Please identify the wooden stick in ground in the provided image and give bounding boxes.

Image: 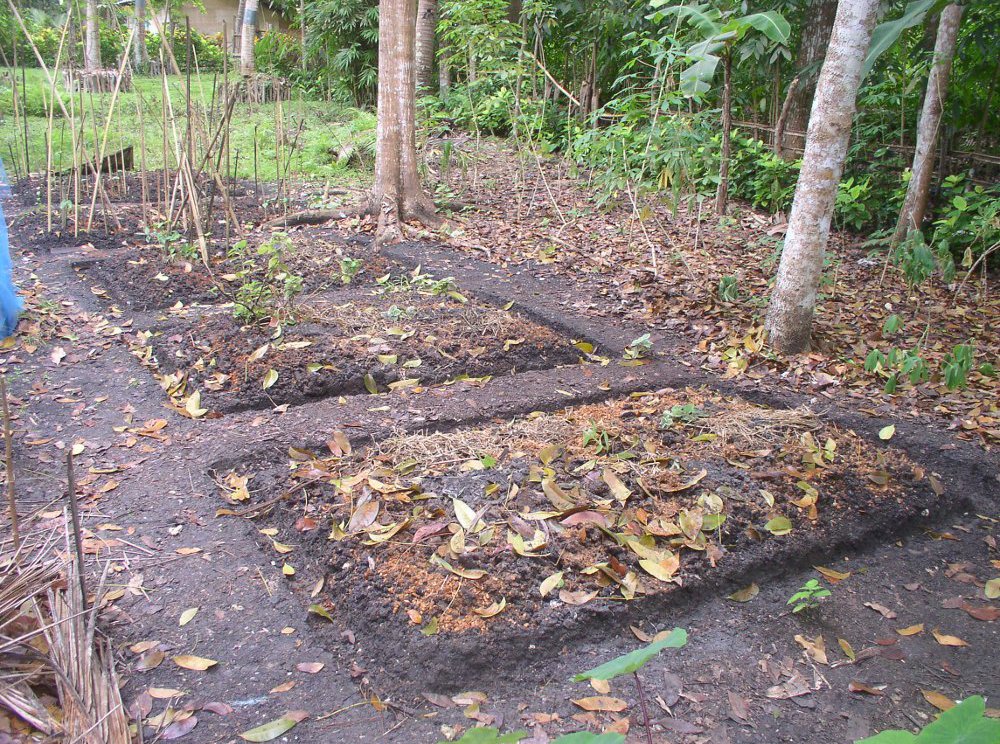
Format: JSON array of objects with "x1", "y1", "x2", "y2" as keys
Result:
[
  {"x1": 65, "y1": 450, "x2": 88, "y2": 611},
  {"x1": 1, "y1": 376, "x2": 19, "y2": 551}
]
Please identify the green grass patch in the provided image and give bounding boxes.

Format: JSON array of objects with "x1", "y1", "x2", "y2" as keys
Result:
[{"x1": 0, "y1": 68, "x2": 373, "y2": 184}]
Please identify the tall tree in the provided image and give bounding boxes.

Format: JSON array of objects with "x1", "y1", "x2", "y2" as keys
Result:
[
  {"x1": 891, "y1": 4, "x2": 964, "y2": 247},
  {"x1": 371, "y1": 0, "x2": 437, "y2": 245},
  {"x1": 84, "y1": 0, "x2": 102, "y2": 71},
  {"x1": 780, "y1": 0, "x2": 838, "y2": 157},
  {"x1": 240, "y1": 0, "x2": 258, "y2": 76},
  {"x1": 133, "y1": 0, "x2": 148, "y2": 72},
  {"x1": 415, "y1": 0, "x2": 438, "y2": 92},
  {"x1": 765, "y1": 0, "x2": 880, "y2": 354}
]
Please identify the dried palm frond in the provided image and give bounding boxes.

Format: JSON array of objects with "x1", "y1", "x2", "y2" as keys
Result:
[{"x1": 1, "y1": 518, "x2": 129, "y2": 743}]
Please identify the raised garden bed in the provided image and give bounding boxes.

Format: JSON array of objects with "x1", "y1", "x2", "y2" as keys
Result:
[
  {"x1": 218, "y1": 389, "x2": 950, "y2": 687},
  {"x1": 144, "y1": 280, "x2": 585, "y2": 413}
]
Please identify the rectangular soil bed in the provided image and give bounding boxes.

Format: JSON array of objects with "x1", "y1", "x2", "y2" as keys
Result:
[
  {"x1": 80, "y1": 229, "x2": 383, "y2": 312},
  {"x1": 217, "y1": 389, "x2": 951, "y2": 690},
  {"x1": 143, "y1": 279, "x2": 585, "y2": 413}
]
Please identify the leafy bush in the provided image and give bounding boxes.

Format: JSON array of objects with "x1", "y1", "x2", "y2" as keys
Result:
[
  {"x1": 146, "y1": 29, "x2": 225, "y2": 72},
  {"x1": 931, "y1": 174, "x2": 1000, "y2": 270},
  {"x1": 857, "y1": 695, "x2": 1000, "y2": 743}
]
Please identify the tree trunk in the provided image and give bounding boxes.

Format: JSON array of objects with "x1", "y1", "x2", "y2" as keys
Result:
[
  {"x1": 439, "y1": 50, "x2": 451, "y2": 95},
  {"x1": 371, "y1": 0, "x2": 438, "y2": 246},
  {"x1": 85, "y1": 0, "x2": 102, "y2": 72},
  {"x1": 300, "y1": 0, "x2": 306, "y2": 72},
  {"x1": 234, "y1": 0, "x2": 246, "y2": 55},
  {"x1": 415, "y1": 0, "x2": 438, "y2": 93},
  {"x1": 133, "y1": 0, "x2": 148, "y2": 72},
  {"x1": 715, "y1": 51, "x2": 732, "y2": 215},
  {"x1": 508, "y1": 0, "x2": 522, "y2": 26},
  {"x1": 765, "y1": 0, "x2": 880, "y2": 354},
  {"x1": 782, "y1": 0, "x2": 838, "y2": 157},
  {"x1": 891, "y1": 4, "x2": 963, "y2": 247},
  {"x1": 240, "y1": 0, "x2": 258, "y2": 76}
]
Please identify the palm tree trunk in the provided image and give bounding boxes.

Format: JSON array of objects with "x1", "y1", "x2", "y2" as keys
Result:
[
  {"x1": 415, "y1": 0, "x2": 438, "y2": 93},
  {"x1": 133, "y1": 0, "x2": 148, "y2": 72},
  {"x1": 765, "y1": 0, "x2": 881, "y2": 354},
  {"x1": 715, "y1": 50, "x2": 732, "y2": 214}
]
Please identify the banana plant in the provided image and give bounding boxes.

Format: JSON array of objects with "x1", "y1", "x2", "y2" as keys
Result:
[{"x1": 647, "y1": 2, "x2": 790, "y2": 213}]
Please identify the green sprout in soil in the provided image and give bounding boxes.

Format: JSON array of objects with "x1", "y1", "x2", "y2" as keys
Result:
[{"x1": 787, "y1": 579, "x2": 831, "y2": 614}]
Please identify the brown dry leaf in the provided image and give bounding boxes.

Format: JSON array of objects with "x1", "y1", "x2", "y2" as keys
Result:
[
  {"x1": 148, "y1": 687, "x2": 185, "y2": 699},
  {"x1": 296, "y1": 662, "x2": 324, "y2": 674},
  {"x1": 932, "y1": 629, "x2": 969, "y2": 647},
  {"x1": 864, "y1": 601, "x2": 897, "y2": 619},
  {"x1": 270, "y1": 681, "x2": 296, "y2": 694},
  {"x1": 590, "y1": 678, "x2": 612, "y2": 696},
  {"x1": 896, "y1": 624, "x2": 925, "y2": 636},
  {"x1": 848, "y1": 681, "x2": 885, "y2": 696},
  {"x1": 814, "y1": 565, "x2": 851, "y2": 583},
  {"x1": 135, "y1": 650, "x2": 165, "y2": 671},
  {"x1": 559, "y1": 589, "x2": 599, "y2": 606},
  {"x1": 922, "y1": 690, "x2": 956, "y2": 712},
  {"x1": 130, "y1": 640, "x2": 159, "y2": 654},
  {"x1": 961, "y1": 604, "x2": 999, "y2": 622},
  {"x1": 794, "y1": 634, "x2": 828, "y2": 665},
  {"x1": 727, "y1": 691, "x2": 751, "y2": 723},
  {"x1": 572, "y1": 696, "x2": 629, "y2": 713}
]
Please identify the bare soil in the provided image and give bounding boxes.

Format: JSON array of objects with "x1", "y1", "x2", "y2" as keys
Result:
[{"x1": 0, "y1": 174, "x2": 996, "y2": 744}]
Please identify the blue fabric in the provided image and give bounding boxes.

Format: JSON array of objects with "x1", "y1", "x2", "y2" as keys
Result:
[{"x1": 0, "y1": 157, "x2": 22, "y2": 338}]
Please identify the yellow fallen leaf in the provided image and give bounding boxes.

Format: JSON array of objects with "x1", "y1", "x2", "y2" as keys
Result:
[
  {"x1": 922, "y1": 690, "x2": 956, "y2": 711},
  {"x1": 896, "y1": 624, "x2": 924, "y2": 636},
  {"x1": 172, "y1": 655, "x2": 218, "y2": 671},
  {"x1": 148, "y1": 687, "x2": 185, "y2": 699},
  {"x1": 571, "y1": 696, "x2": 628, "y2": 713},
  {"x1": 932, "y1": 628, "x2": 968, "y2": 647},
  {"x1": 179, "y1": 607, "x2": 198, "y2": 627}
]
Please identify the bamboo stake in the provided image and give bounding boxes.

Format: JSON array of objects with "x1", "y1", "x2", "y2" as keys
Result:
[
  {"x1": 1, "y1": 377, "x2": 19, "y2": 551},
  {"x1": 66, "y1": 451, "x2": 87, "y2": 611}
]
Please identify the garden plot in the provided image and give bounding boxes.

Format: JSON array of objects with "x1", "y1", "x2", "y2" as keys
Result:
[
  {"x1": 225, "y1": 389, "x2": 945, "y2": 650},
  {"x1": 142, "y1": 279, "x2": 584, "y2": 414},
  {"x1": 83, "y1": 229, "x2": 382, "y2": 312}
]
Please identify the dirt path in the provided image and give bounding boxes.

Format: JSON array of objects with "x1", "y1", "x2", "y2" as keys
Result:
[{"x1": 1, "y1": 213, "x2": 997, "y2": 743}]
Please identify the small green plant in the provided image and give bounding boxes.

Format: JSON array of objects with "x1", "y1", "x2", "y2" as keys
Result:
[
  {"x1": 787, "y1": 579, "x2": 831, "y2": 614},
  {"x1": 624, "y1": 333, "x2": 653, "y2": 361},
  {"x1": 339, "y1": 257, "x2": 363, "y2": 284},
  {"x1": 230, "y1": 234, "x2": 304, "y2": 324},
  {"x1": 660, "y1": 404, "x2": 705, "y2": 428},
  {"x1": 857, "y1": 695, "x2": 1000, "y2": 743},
  {"x1": 717, "y1": 275, "x2": 739, "y2": 302},
  {"x1": 881, "y1": 314, "x2": 903, "y2": 337},
  {"x1": 145, "y1": 222, "x2": 194, "y2": 261},
  {"x1": 942, "y1": 343, "x2": 974, "y2": 390},
  {"x1": 582, "y1": 423, "x2": 613, "y2": 454},
  {"x1": 865, "y1": 346, "x2": 930, "y2": 394}
]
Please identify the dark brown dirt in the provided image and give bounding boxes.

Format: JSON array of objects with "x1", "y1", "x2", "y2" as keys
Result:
[{"x1": 1, "y1": 185, "x2": 997, "y2": 744}]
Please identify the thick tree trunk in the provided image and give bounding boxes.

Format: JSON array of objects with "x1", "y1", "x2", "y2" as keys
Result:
[
  {"x1": 85, "y1": 0, "x2": 102, "y2": 72},
  {"x1": 240, "y1": 0, "x2": 258, "y2": 76},
  {"x1": 133, "y1": 0, "x2": 148, "y2": 72},
  {"x1": 234, "y1": 0, "x2": 246, "y2": 55},
  {"x1": 891, "y1": 4, "x2": 963, "y2": 247},
  {"x1": 415, "y1": 0, "x2": 438, "y2": 93},
  {"x1": 372, "y1": 0, "x2": 437, "y2": 246},
  {"x1": 715, "y1": 51, "x2": 732, "y2": 215},
  {"x1": 765, "y1": 0, "x2": 880, "y2": 354},
  {"x1": 782, "y1": 0, "x2": 838, "y2": 157}
]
